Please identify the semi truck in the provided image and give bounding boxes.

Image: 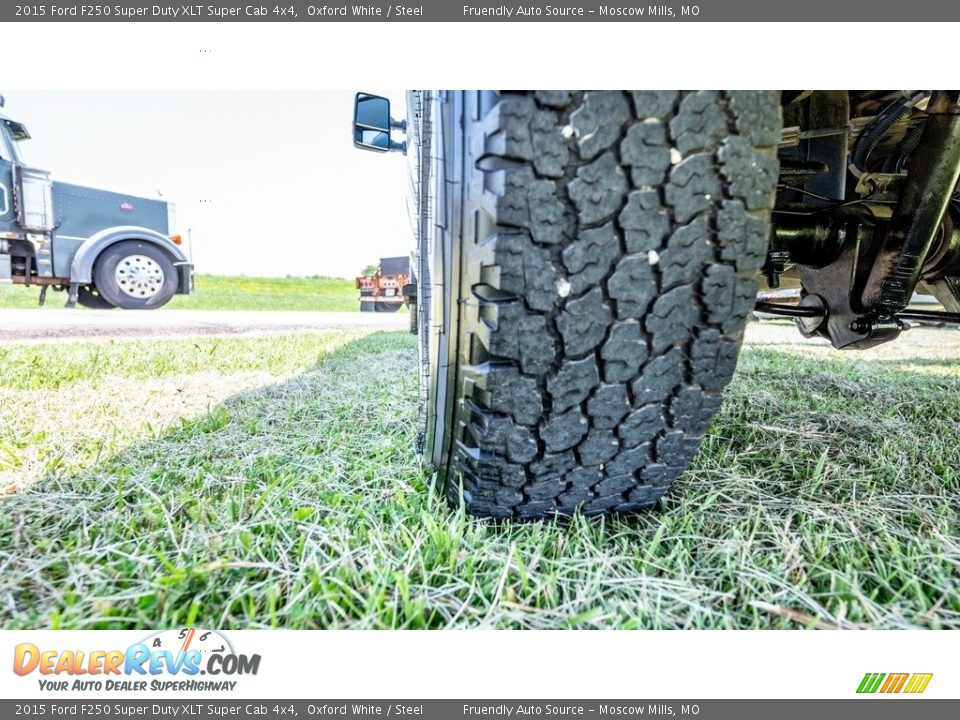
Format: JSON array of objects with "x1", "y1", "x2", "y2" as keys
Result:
[
  {"x1": 0, "y1": 97, "x2": 192, "y2": 309},
  {"x1": 356, "y1": 255, "x2": 417, "y2": 332},
  {"x1": 353, "y1": 90, "x2": 960, "y2": 521},
  {"x1": 355, "y1": 256, "x2": 412, "y2": 312}
]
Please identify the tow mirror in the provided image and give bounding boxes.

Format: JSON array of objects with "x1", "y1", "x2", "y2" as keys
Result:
[{"x1": 353, "y1": 93, "x2": 405, "y2": 154}]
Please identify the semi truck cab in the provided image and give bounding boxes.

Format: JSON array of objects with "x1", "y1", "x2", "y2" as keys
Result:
[{"x1": 0, "y1": 97, "x2": 192, "y2": 309}]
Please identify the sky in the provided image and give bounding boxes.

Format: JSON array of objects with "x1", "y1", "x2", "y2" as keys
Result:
[{"x1": 4, "y1": 91, "x2": 409, "y2": 279}]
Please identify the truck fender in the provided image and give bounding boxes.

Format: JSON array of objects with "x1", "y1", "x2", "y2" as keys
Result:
[{"x1": 69, "y1": 225, "x2": 190, "y2": 285}]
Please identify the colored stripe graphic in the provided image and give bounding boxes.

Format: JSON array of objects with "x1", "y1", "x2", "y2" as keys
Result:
[
  {"x1": 857, "y1": 672, "x2": 932, "y2": 694},
  {"x1": 857, "y1": 673, "x2": 885, "y2": 694},
  {"x1": 904, "y1": 673, "x2": 934, "y2": 694},
  {"x1": 880, "y1": 673, "x2": 909, "y2": 693}
]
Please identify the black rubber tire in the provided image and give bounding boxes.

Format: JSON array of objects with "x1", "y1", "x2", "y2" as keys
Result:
[
  {"x1": 441, "y1": 91, "x2": 781, "y2": 520},
  {"x1": 76, "y1": 285, "x2": 114, "y2": 309},
  {"x1": 92, "y1": 240, "x2": 179, "y2": 309},
  {"x1": 374, "y1": 301, "x2": 402, "y2": 313}
]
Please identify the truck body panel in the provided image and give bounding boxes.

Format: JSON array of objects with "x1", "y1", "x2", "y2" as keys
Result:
[{"x1": 51, "y1": 181, "x2": 170, "y2": 278}]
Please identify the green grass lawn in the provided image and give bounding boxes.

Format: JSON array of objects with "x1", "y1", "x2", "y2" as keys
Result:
[
  {"x1": 0, "y1": 274, "x2": 358, "y2": 312},
  {"x1": 1, "y1": 327, "x2": 958, "y2": 629}
]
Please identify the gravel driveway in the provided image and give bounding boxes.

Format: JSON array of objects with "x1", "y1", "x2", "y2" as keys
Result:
[{"x1": 0, "y1": 309, "x2": 408, "y2": 343}]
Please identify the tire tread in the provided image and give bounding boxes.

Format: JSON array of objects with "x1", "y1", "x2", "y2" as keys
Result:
[{"x1": 446, "y1": 90, "x2": 781, "y2": 519}]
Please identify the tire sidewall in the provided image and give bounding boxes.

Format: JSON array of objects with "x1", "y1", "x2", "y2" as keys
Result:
[
  {"x1": 419, "y1": 92, "x2": 461, "y2": 469},
  {"x1": 93, "y1": 240, "x2": 179, "y2": 309}
]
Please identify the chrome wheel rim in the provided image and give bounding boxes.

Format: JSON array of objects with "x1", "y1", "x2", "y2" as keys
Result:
[{"x1": 115, "y1": 254, "x2": 165, "y2": 299}]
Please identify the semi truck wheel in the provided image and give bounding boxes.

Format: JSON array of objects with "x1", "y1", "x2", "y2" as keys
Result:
[
  {"x1": 76, "y1": 285, "x2": 114, "y2": 309},
  {"x1": 92, "y1": 241, "x2": 179, "y2": 309},
  {"x1": 427, "y1": 91, "x2": 781, "y2": 519}
]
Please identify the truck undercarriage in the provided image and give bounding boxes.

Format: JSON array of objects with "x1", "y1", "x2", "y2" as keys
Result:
[{"x1": 767, "y1": 90, "x2": 960, "y2": 349}]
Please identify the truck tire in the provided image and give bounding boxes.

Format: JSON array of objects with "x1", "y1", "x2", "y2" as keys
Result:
[
  {"x1": 434, "y1": 91, "x2": 780, "y2": 520},
  {"x1": 92, "y1": 241, "x2": 179, "y2": 310},
  {"x1": 76, "y1": 285, "x2": 114, "y2": 309}
]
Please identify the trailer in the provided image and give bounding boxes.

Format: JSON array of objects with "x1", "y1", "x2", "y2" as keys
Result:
[
  {"x1": 0, "y1": 96, "x2": 191, "y2": 309},
  {"x1": 355, "y1": 256, "x2": 416, "y2": 329}
]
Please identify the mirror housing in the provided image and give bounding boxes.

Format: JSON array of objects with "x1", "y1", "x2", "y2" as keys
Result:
[{"x1": 353, "y1": 92, "x2": 405, "y2": 154}]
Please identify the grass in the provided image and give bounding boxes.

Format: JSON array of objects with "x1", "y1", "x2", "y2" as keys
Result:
[
  {"x1": 0, "y1": 325, "x2": 959, "y2": 629},
  {"x1": 0, "y1": 274, "x2": 358, "y2": 312}
]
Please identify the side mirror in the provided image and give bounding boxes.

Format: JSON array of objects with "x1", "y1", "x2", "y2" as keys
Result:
[{"x1": 353, "y1": 93, "x2": 405, "y2": 153}]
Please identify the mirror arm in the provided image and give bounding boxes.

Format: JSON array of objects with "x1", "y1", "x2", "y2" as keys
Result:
[{"x1": 389, "y1": 115, "x2": 407, "y2": 153}]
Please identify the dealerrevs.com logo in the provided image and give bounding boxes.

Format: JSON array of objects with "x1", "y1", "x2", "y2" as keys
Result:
[
  {"x1": 857, "y1": 673, "x2": 933, "y2": 694},
  {"x1": 13, "y1": 628, "x2": 261, "y2": 693}
]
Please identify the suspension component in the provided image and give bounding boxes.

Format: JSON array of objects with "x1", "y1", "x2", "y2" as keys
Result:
[
  {"x1": 773, "y1": 91, "x2": 960, "y2": 349},
  {"x1": 771, "y1": 212, "x2": 850, "y2": 268},
  {"x1": 763, "y1": 250, "x2": 790, "y2": 288},
  {"x1": 756, "y1": 300, "x2": 960, "y2": 327},
  {"x1": 861, "y1": 91, "x2": 960, "y2": 316}
]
